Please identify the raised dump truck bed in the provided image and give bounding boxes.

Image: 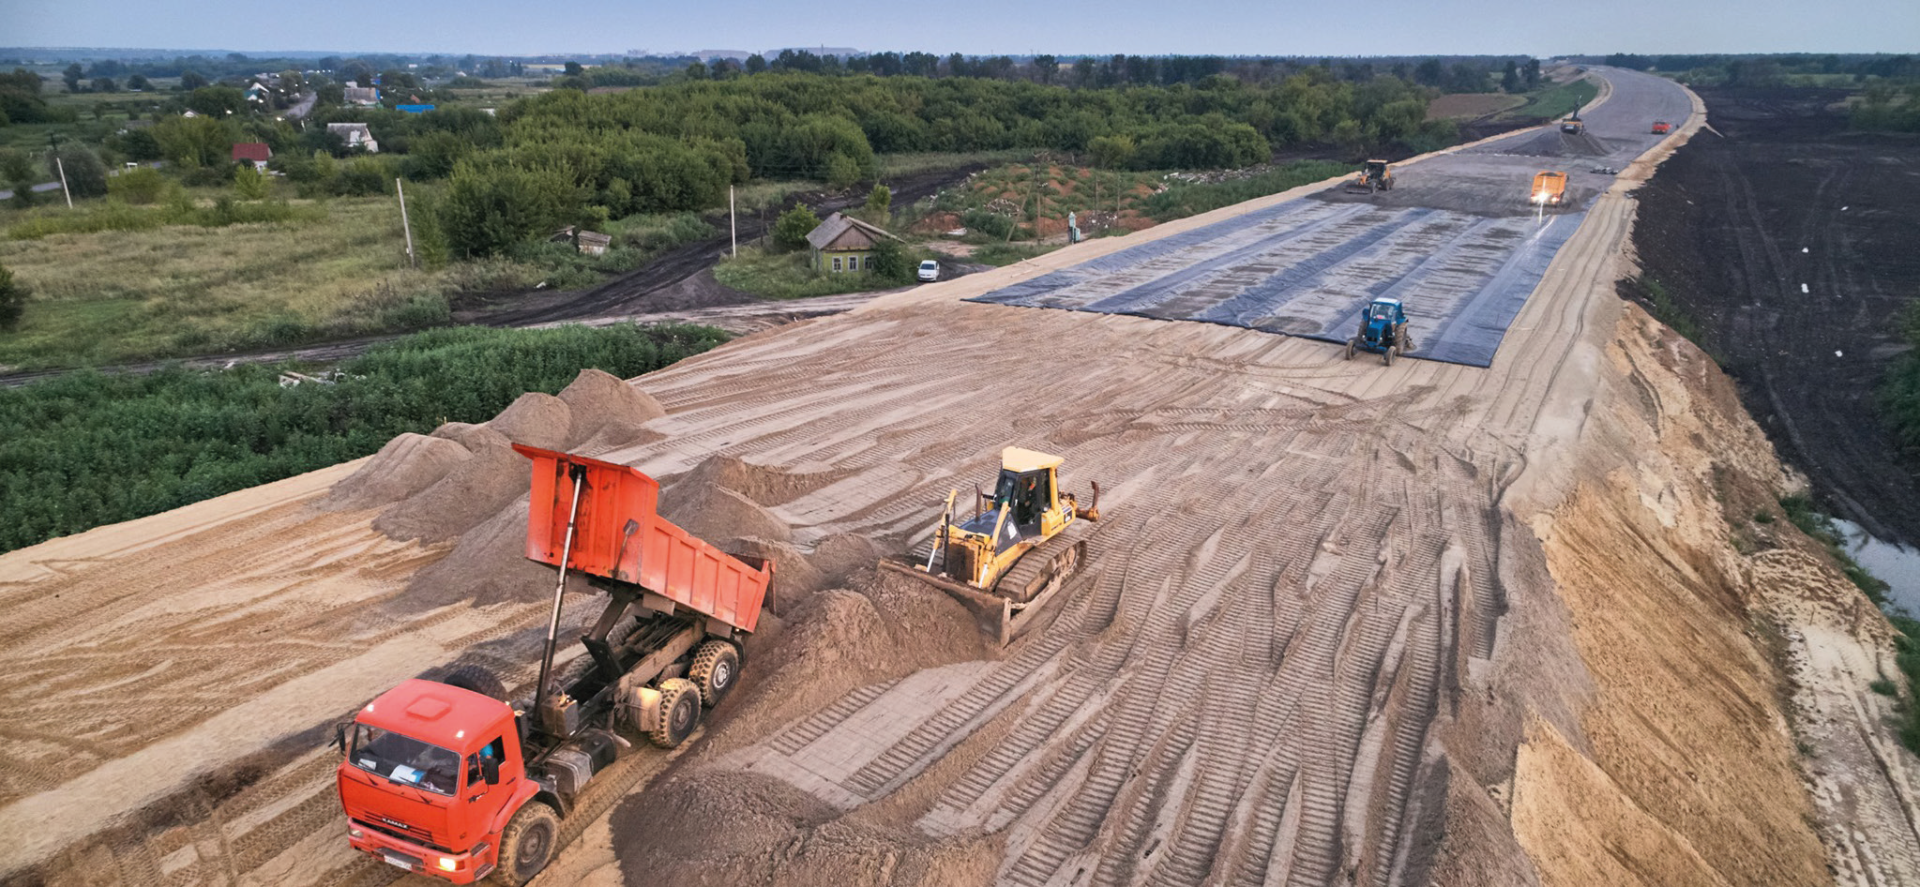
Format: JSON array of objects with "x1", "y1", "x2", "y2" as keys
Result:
[{"x1": 517, "y1": 444, "x2": 769, "y2": 633}]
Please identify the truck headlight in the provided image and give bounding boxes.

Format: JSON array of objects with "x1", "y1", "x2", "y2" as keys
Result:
[
  {"x1": 348, "y1": 826, "x2": 364, "y2": 839},
  {"x1": 438, "y1": 856, "x2": 458, "y2": 872}
]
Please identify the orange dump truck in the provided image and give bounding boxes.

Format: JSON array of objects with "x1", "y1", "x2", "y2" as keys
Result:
[
  {"x1": 1530, "y1": 170, "x2": 1569, "y2": 207},
  {"x1": 335, "y1": 446, "x2": 771, "y2": 885}
]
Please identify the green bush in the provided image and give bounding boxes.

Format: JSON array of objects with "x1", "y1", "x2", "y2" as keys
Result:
[
  {"x1": 108, "y1": 166, "x2": 169, "y2": 203},
  {"x1": 773, "y1": 205, "x2": 821, "y2": 250},
  {"x1": 0, "y1": 323, "x2": 729, "y2": 553},
  {"x1": 48, "y1": 146, "x2": 109, "y2": 198},
  {"x1": 867, "y1": 238, "x2": 916, "y2": 285},
  {"x1": 0, "y1": 261, "x2": 27, "y2": 332},
  {"x1": 233, "y1": 163, "x2": 270, "y2": 200},
  {"x1": 437, "y1": 158, "x2": 581, "y2": 258}
]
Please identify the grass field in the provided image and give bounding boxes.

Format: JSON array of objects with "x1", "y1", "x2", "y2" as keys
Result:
[
  {"x1": 712, "y1": 245, "x2": 905, "y2": 300},
  {"x1": 0, "y1": 196, "x2": 450, "y2": 370},
  {"x1": 1501, "y1": 78, "x2": 1601, "y2": 122}
]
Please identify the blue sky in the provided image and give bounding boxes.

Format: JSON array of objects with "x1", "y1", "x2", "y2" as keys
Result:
[{"x1": 7, "y1": 0, "x2": 1917, "y2": 57}]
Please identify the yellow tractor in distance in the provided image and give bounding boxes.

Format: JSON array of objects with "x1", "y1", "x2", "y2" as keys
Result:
[
  {"x1": 1346, "y1": 159, "x2": 1396, "y2": 194},
  {"x1": 882, "y1": 447, "x2": 1102, "y2": 645}
]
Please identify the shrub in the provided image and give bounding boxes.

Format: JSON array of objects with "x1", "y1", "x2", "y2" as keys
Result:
[
  {"x1": 868, "y1": 238, "x2": 915, "y2": 285},
  {"x1": 773, "y1": 205, "x2": 821, "y2": 250},
  {"x1": 48, "y1": 146, "x2": 109, "y2": 198},
  {"x1": 108, "y1": 166, "x2": 168, "y2": 203},
  {"x1": 233, "y1": 163, "x2": 270, "y2": 200},
  {"x1": 961, "y1": 208, "x2": 1015, "y2": 240},
  {"x1": 0, "y1": 262, "x2": 27, "y2": 332},
  {"x1": 437, "y1": 159, "x2": 581, "y2": 258}
]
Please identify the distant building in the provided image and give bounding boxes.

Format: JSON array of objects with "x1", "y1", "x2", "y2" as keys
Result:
[
  {"x1": 326, "y1": 123, "x2": 379, "y2": 153},
  {"x1": 395, "y1": 104, "x2": 435, "y2": 114},
  {"x1": 342, "y1": 81, "x2": 380, "y2": 106},
  {"x1": 805, "y1": 212, "x2": 901, "y2": 273},
  {"x1": 231, "y1": 142, "x2": 272, "y2": 171},
  {"x1": 551, "y1": 226, "x2": 613, "y2": 256}
]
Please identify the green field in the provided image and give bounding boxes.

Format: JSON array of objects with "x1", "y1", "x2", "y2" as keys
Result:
[{"x1": 1501, "y1": 78, "x2": 1602, "y2": 122}]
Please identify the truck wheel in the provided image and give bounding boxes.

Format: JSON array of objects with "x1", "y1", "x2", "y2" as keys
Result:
[
  {"x1": 495, "y1": 801, "x2": 559, "y2": 887},
  {"x1": 688, "y1": 641, "x2": 741, "y2": 708},
  {"x1": 441, "y1": 665, "x2": 507, "y2": 702},
  {"x1": 649, "y1": 678, "x2": 701, "y2": 749}
]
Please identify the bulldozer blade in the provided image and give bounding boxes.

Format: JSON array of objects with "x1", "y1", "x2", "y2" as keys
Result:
[{"x1": 878, "y1": 559, "x2": 1015, "y2": 646}]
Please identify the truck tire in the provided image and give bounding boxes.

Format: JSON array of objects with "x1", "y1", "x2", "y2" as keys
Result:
[
  {"x1": 440, "y1": 664, "x2": 507, "y2": 702},
  {"x1": 688, "y1": 641, "x2": 741, "y2": 708},
  {"x1": 649, "y1": 678, "x2": 701, "y2": 748},
  {"x1": 495, "y1": 801, "x2": 559, "y2": 887}
]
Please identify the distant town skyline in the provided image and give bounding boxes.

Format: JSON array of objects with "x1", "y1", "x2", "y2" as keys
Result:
[{"x1": 8, "y1": 0, "x2": 1917, "y2": 58}]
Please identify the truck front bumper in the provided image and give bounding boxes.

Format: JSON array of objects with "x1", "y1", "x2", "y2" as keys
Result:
[{"x1": 346, "y1": 819, "x2": 492, "y2": 884}]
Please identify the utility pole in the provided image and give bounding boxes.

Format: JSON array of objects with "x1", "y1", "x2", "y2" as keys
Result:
[
  {"x1": 729, "y1": 184, "x2": 737, "y2": 258},
  {"x1": 395, "y1": 178, "x2": 416, "y2": 267},
  {"x1": 56, "y1": 157, "x2": 72, "y2": 209}
]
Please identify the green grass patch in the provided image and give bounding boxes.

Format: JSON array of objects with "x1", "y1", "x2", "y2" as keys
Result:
[
  {"x1": 1889, "y1": 614, "x2": 1920, "y2": 754},
  {"x1": 878, "y1": 150, "x2": 1035, "y2": 179},
  {"x1": 1501, "y1": 78, "x2": 1601, "y2": 122},
  {"x1": 1143, "y1": 161, "x2": 1354, "y2": 221},
  {"x1": 0, "y1": 323, "x2": 728, "y2": 554},
  {"x1": 970, "y1": 242, "x2": 1057, "y2": 266},
  {"x1": 712, "y1": 245, "x2": 903, "y2": 300},
  {"x1": 6, "y1": 198, "x2": 320, "y2": 240},
  {"x1": 0, "y1": 197, "x2": 459, "y2": 370}
]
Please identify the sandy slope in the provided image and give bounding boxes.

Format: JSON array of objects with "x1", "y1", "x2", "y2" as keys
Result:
[{"x1": 4, "y1": 68, "x2": 1915, "y2": 887}]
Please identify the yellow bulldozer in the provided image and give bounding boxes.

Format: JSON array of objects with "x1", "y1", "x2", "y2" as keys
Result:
[{"x1": 881, "y1": 447, "x2": 1102, "y2": 645}]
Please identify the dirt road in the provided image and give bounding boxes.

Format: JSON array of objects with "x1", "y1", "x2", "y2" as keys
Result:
[{"x1": 4, "y1": 69, "x2": 1913, "y2": 887}]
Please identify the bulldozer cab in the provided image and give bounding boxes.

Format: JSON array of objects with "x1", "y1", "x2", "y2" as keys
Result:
[{"x1": 1363, "y1": 160, "x2": 1389, "y2": 178}]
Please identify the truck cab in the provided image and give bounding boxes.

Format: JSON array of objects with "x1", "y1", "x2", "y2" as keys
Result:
[{"x1": 338, "y1": 680, "x2": 537, "y2": 884}]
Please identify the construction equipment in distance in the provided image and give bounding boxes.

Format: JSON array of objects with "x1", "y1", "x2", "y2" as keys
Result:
[
  {"x1": 1561, "y1": 108, "x2": 1585, "y2": 134},
  {"x1": 1651, "y1": 120, "x2": 1672, "y2": 134},
  {"x1": 1345, "y1": 297, "x2": 1415, "y2": 366},
  {"x1": 882, "y1": 447, "x2": 1102, "y2": 645},
  {"x1": 335, "y1": 445, "x2": 772, "y2": 886},
  {"x1": 1345, "y1": 159, "x2": 1396, "y2": 194},
  {"x1": 1530, "y1": 170, "x2": 1569, "y2": 208}
]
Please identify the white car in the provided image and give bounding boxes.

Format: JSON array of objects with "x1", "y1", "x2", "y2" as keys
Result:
[{"x1": 917, "y1": 260, "x2": 940, "y2": 282}]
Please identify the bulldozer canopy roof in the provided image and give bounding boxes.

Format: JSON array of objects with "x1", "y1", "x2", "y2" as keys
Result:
[{"x1": 1001, "y1": 447, "x2": 1064, "y2": 473}]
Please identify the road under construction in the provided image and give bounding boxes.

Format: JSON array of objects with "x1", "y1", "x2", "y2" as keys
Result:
[{"x1": 2, "y1": 67, "x2": 1916, "y2": 887}]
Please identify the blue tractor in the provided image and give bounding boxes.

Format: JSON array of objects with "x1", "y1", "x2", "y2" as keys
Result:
[{"x1": 1345, "y1": 297, "x2": 1415, "y2": 366}]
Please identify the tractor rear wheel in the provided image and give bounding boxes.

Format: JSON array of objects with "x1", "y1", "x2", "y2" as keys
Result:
[
  {"x1": 649, "y1": 678, "x2": 702, "y2": 748},
  {"x1": 688, "y1": 641, "x2": 741, "y2": 708},
  {"x1": 440, "y1": 664, "x2": 507, "y2": 702},
  {"x1": 496, "y1": 801, "x2": 559, "y2": 886}
]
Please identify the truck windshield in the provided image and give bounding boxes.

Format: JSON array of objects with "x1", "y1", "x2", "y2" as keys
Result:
[{"x1": 349, "y1": 724, "x2": 460, "y2": 796}]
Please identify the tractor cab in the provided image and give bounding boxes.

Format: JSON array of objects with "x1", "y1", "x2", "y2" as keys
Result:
[{"x1": 1346, "y1": 297, "x2": 1415, "y2": 365}]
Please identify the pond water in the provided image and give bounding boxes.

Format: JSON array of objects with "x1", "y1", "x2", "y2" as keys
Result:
[{"x1": 1834, "y1": 518, "x2": 1920, "y2": 617}]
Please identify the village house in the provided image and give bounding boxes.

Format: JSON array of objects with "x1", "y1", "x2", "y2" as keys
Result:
[
  {"x1": 550, "y1": 226, "x2": 613, "y2": 256},
  {"x1": 326, "y1": 123, "x2": 379, "y2": 153},
  {"x1": 805, "y1": 212, "x2": 902, "y2": 273},
  {"x1": 342, "y1": 81, "x2": 381, "y2": 106},
  {"x1": 230, "y1": 142, "x2": 272, "y2": 171}
]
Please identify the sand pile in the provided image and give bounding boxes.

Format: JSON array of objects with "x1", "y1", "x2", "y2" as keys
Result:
[
  {"x1": 658, "y1": 482, "x2": 793, "y2": 546},
  {"x1": 374, "y1": 425, "x2": 530, "y2": 543},
  {"x1": 486, "y1": 392, "x2": 573, "y2": 451},
  {"x1": 606, "y1": 770, "x2": 1000, "y2": 887},
  {"x1": 320, "y1": 433, "x2": 473, "y2": 511},
  {"x1": 558, "y1": 367, "x2": 666, "y2": 452},
  {"x1": 665, "y1": 453, "x2": 852, "y2": 508}
]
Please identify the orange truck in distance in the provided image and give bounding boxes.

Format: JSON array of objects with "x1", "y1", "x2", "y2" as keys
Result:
[
  {"x1": 335, "y1": 446, "x2": 771, "y2": 885},
  {"x1": 1530, "y1": 171, "x2": 1569, "y2": 207},
  {"x1": 1651, "y1": 120, "x2": 1672, "y2": 134}
]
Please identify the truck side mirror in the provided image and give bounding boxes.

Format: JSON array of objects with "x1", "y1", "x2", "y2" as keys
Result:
[
  {"x1": 331, "y1": 723, "x2": 347, "y2": 755},
  {"x1": 481, "y1": 757, "x2": 500, "y2": 785}
]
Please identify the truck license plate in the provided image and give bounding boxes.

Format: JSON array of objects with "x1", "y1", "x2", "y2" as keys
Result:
[{"x1": 382, "y1": 850, "x2": 419, "y2": 870}]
